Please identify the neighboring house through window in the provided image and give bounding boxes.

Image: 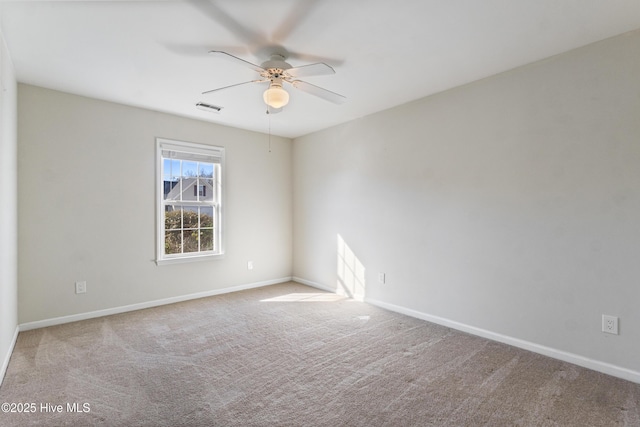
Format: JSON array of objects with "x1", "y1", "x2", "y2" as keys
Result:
[{"x1": 156, "y1": 138, "x2": 224, "y2": 264}]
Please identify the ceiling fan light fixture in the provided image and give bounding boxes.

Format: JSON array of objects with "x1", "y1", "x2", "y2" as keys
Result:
[{"x1": 263, "y1": 84, "x2": 289, "y2": 109}]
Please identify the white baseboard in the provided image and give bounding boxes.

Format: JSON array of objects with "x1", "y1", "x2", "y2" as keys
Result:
[
  {"x1": 1, "y1": 325, "x2": 19, "y2": 387},
  {"x1": 292, "y1": 276, "x2": 336, "y2": 293},
  {"x1": 19, "y1": 277, "x2": 293, "y2": 332},
  {"x1": 365, "y1": 297, "x2": 640, "y2": 385}
]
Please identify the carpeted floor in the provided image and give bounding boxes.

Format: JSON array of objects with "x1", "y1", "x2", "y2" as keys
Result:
[{"x1": 1, "y1": 281, "x2": 639, "y2": 426}]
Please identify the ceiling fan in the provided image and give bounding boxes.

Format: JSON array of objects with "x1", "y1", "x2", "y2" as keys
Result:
[{"x1": 202, "y1": 50, "x2": 346, "y2": 114}]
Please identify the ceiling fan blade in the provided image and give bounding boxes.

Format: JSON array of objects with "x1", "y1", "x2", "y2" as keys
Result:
[
  {"x1": 286, "y1": 62, "x2": 335, "y2": 78},
  {"x1": 285, "y1": 50, "x2": 345, "y2": 66},
  {"x1": 202, "y1": 80, "x2": 266, "y2": 95},
  {"x1": 290, "y1": 80, "x2": 346, "y2": 104},
  {"x1": 163, "y1": 43, "x2": 248, "y2": 58},
  {"x1": 209, "y1": 51, "x2": 265, "y2": 73},
  {"x1": 271, "y1": 0, "x2": 321, "y2": 43},
  {"x1": 188, "y1": 0, "x2": 264, "y2": 48}
]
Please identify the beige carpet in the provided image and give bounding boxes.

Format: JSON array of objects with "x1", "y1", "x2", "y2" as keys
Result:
[{"x1": 1, "y1": 281, "x2": 638, "y2": 426}]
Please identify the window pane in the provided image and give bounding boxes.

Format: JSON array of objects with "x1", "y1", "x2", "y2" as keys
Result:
[
  {"x1": 183, "y1": 229, "x2": 199, "y2": 253},
  {"x1": 162, "y1": 159, "x2": 172, "y2": 181},
  {"x1": 164, "y1": 159, "x2": 180, "y2": 180},
  {"x1": 200, "y1": 206, "x2": 214, "y2": 227},
  {"x1": 165, "y1": 230, "x2": 182, "y2": 254},
  {"x1": 182, "y1": 206, "x2": 199, "y2": 229},
  {"x1": 203, "y1": 178, "x2": 214, "y2": 202},
  {"x1": 200, "y1": 229, "x2": 214, "y2": 251},
  {"x1": 199, "y1": 163, "x2": 214, "y2": 178},
  {"x1": 164, "y1": 180, "x2": 179, "y2": 200},
  {"x1": 181, "y1": 178, "x2": 197, "y2": 201},
  {"x1": 164, "y1": 159, "x2": 178, "y2": 178},
  {"x1": 182, "y1": 161, "x2": 198, "y2": 178},
  {"x1": 163, "y1": 159, "x2": 181, "y2": 200},
  {"x1": 164, "y1": 207, "x2": 181, "y2": 229}
]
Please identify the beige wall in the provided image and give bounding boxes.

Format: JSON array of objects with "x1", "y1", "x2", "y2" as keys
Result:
[
  {"x1": 18, "y1": 85, "x2": 292, "y2": 323},
  {"x1": 0, "y1": 22, "x2": 18, "y2": 382},
  {"x1": 293, "y1": 31, "x2": 640, "y2": 376}
]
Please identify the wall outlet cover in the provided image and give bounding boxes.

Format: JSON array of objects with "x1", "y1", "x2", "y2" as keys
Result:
[
  {"x1": 602, "y1": 315, "x2": 619, "y2": 335},
  {"x1": 75, "y1": 281, "x2": 87, "y2": 294}
]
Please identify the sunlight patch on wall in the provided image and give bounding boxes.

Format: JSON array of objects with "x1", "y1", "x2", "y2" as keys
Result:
[{"x1": 337, "y1": 234, "x2": 366, "y2": 301}]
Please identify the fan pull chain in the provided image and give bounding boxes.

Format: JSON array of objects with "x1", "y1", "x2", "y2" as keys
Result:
[{"x1": 268, "y1": 111, "x2": 272, "y2": 153}]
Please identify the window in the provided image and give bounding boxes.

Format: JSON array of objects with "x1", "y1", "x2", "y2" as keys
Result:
[{"x1": 156, "y1": 138, "x2": 224, "y2": 264}]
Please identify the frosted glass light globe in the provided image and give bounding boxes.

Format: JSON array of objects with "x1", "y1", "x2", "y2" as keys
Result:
[{"x1": 263, "y1": 86, "x2": 289, "y2": 108}]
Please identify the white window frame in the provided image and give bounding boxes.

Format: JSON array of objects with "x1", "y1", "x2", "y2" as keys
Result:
[{"x1": 156, "y1": 138, "x2": 225, "y2": 265}]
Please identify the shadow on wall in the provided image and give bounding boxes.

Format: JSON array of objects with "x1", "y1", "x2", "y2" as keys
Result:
[{"x1": 337, "y1": 234, "x2": 366, "y2": 301}]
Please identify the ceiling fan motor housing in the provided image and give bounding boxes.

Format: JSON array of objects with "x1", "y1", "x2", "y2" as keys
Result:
[
  {"x1": 260, "y1": 54, "x2": 292, "y2": 80},
  {"x1": 260, "y1": 54, "x2": 291, "y2": 70}
]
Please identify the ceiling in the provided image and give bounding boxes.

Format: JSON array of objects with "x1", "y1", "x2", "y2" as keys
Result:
[{"x1": 2, "y1": 1, "x2": 640, "y2": 139}]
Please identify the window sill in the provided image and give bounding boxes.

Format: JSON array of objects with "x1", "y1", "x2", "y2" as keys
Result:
[{"x1": 155, "y1": 253, "x2": 225, "y2": 266}]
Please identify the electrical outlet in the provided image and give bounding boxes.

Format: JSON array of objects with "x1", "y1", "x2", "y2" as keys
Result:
[
  {"x1": 75, "y1": 281, "x2": 87, "y2": 294},
  {"x1": 247, "y1": 261, "x2": 254, "y2": 270},
  {"x1": 378, "y1": 272, "x2": 386, "y2": 284},
  {"x1": 602, "y1": 315, "x2": 619, "y2": 335}
]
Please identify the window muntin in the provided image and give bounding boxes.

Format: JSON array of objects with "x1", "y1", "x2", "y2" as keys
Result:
[{"x1": 156, "y1": 138, "x2": 224, "y2": 263}]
